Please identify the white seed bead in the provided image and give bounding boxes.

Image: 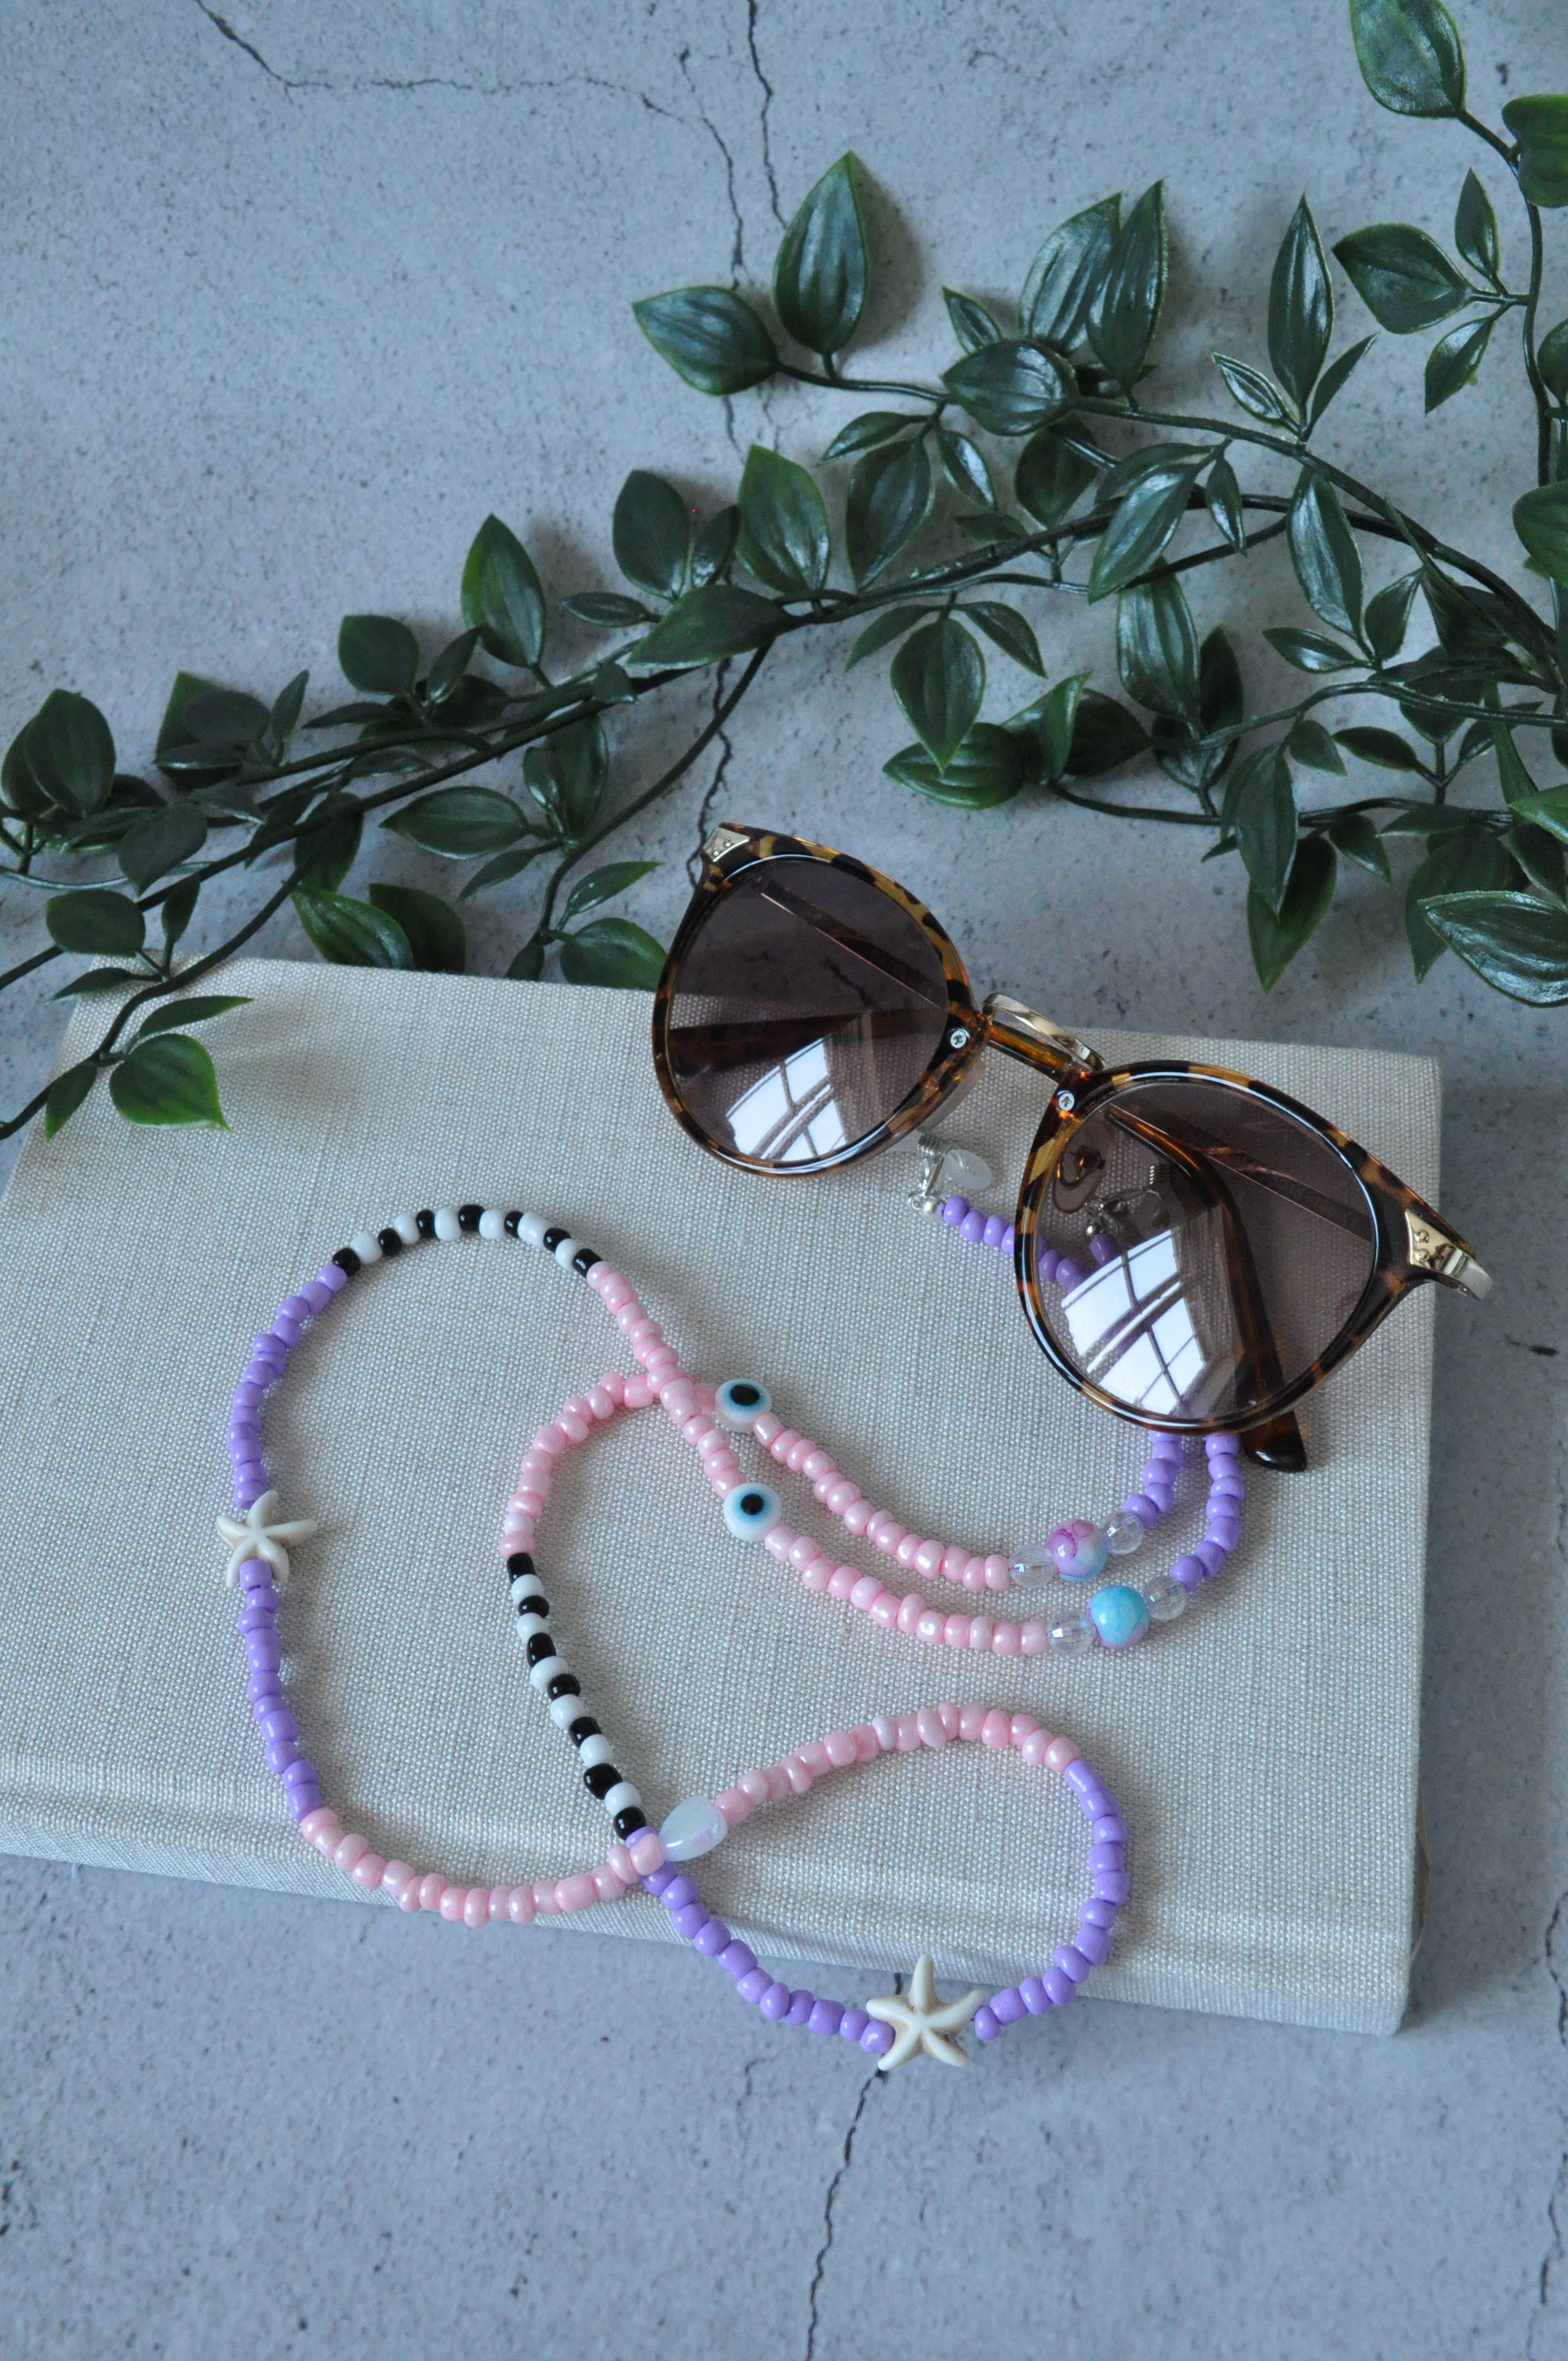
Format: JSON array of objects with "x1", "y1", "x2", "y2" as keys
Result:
[
  {"x1": 432, "y1": 1207, "x2": 461, "y2": 1243},
  {"x1": 509, "y1": 1575, "x2": 545, "y2": 1607},
  {"x1": 391, "y1": 1213, "x2": 421, "y2": 1246},
  {"x1": 547, "y1": 1691, "x2": 588, "y2": 1729},
  {"x1": 553, "y1": 1234, "x2": 581, "y2": 1268},
  {"x1": 517, "y1": 1213, "x2": 549, "y2": 1248},
  {"x1": 578, "y1": 1732, "x2": 616, "y2": 1771},
  {"x1": 513, "y1": 1612, "x2": 549, "y2": 1643},
  {"x1": 348, "y1": 1230, "x2": 383, "y2": 1266},
  {"x1": 478, "y1": 1208, "x2": 506, "y2": 1241},
  {"x1": 528, "y1": 1654, "x2": 568, "y2": 1691},
  {"x1": 602, "y1": 1780, "x2": 641, "y2": 1818}
]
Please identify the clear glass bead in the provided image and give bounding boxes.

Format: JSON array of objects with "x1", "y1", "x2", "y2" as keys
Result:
[
  {"x1": 1142, "y1": 1572, "x2": 1188, "y2": 1622},
  {"x1": 938, "y1": 1146, "x2": 994, "y2": 1194},
  {"x1": 1103, "y1": 1510, "x2": 1145, "y2": 1557},
  {"x1": 1046, "y1": 1610, "x2": 1093, "y2": 1657},
  {"x1": 1009, "y1": 1543, "x2": 1052, "y2": 1586}
]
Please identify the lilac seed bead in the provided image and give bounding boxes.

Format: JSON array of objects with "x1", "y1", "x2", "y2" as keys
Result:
[
  {"x1": 235, "y1": 1483, "x2": 268, "y2": 1511},
  {"x1": 260, "y1": 1709, "x2": 299, "y2": 1744},
  {"x1": 1093, "y1": 1870, "x2": 1131, "y2": 1903},
  {"x1": 981, "y1": 1214, "x2": 1007, "y2": 1251},
  {"x1": 1088, "y1": 1842, "x2": 1125, "y2": 1874},
  {"x1": 234, "y1": 1606, "x2": 275, "y2": 1637},
  {"x1": 1054, "y1": 1944, "x2": 1092, "y2": 1985},
  {"x1": 670, "y1": 1903, "x2": 708, "y2": 1941},
  {"x1": 1062, "y1": 1761, "x2": 1103, "y2": 1803},
  {"x1": 1043, "y1": 1967, "x2": 1076, "y2": 2006},
  {"x1": 247, "y1": 1635, "x2": 281, "y2": 1674},
  {"x1": 972, "y1": 2005, "x2": 1000, "y2": 2041},
  {"x1": 286, "y1": 1785, "x2": 320, "y2": 1821},
  {"x1": 1019, "y1": 1976, "x2": 1050, "y2": 2015},
  {"x1": 1206, "y1": 1430, "x2": 1242, "y2": 1457},
  {"x1": 1081, "y1": 1896, "x2": 1120, "y2": 1930},
  {"x1": 1089, "y1": 1233, "x2": 1116, "y2": 1267},
  {"x1": 313, "y1": 1263, "x2": 348, "y2": 1296},
  {"x1": 250, "y1": 1691, "x2": 283, "y2": 1723},
  {"x1": 991, "y1": 1986, "x2": 1026, "y2": 2026},
  {"x1": 245, "y1": 1665, "x2": 281, "y2": 1699},
  {"x1": 282, "y1": 1757, "x2": 317, "y2": 1789},
  {"x1": 808, "y1": 1999, "x2": 844, "y2": 2037},
  {"x1": 736, "y1": 1968, "x2": 772, "y2": 2005},
  {"x1": 1093, "y1": 1813, "x2": 1128, "y2": 1844},
  {"x1": 860, "y1": 2020, "x2": 894, "y2": 2056},
  {"x1": 1170, "y1": 1554, "x2": 1207, "y2": 1592},
  {"x1": 232, "y1": 1382, "x2": 263, "y2": 1409},
  {"x1": 1054, "y1": 1255, "x2": 1087, "y2": 1290},
  {"x1": 1001, "y1": 1224, "x2": 1015, "y2": 1253},
  {"x1": 959, "y1": 1210, "x2": 986, "y2": 1245},
  {"x1": 280, "y1": 1294, "x2": 313, "y2": 1326},
  {"x1": 1149, "y1": 1432, "x2": 1183, "y2": 1460},
  {"x1": 786, "y1": 1990, "x2": 814, "y2": 2027},
  {"x1": 643, "y1": 1864, "x2": 678, "y2": 1898},
  {"x1": 940, "y1": 1194, "x2": 971, "y2": 1226},
  {"x1": 239, "y1": 1560, "x2": 276, "y2": 1589},
  {"x1": 271, "y1": 1313, "x2": 302, "y2": 1348},
  {"x1": 1193, "y1": 1540, "x2": 1227, "y2": 1577},
  {"x1": 662, "y1": 1874, "x2": 699, "y2": 1913},
  {"x1": 300, "y1": 1280, "x2": 334, "y2": 1317},
  {"x1": 839, "y1": 2007, "x2": 869, "y2": 2044},
  {"x1": 1121, "y1": 1493, "x2": 1160, "y2": 1527},
  {"x1": 263, "y1": 1740, "x2": 299, "y2": 1774},
  {"x1": 718, "y1": 1941, "x2": 756, "y2": 1979},
  {"x1": 1073, "y1": 1921, "x2": 1112, "y2": 1965},
  {"x1": 692, "y1": 1919, "x2": 731, "y2": 1958},
  {"x1": 1209, "y1": 1471, "x2": 1246, "y2": 1500},
  {"x1": 757, "y1": 1981, "x2": 790, "y2": 2022}
]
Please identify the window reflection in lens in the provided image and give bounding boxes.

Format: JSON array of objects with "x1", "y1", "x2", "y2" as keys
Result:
[{"x1": 663, "y1": 860, "x2": 951, "y2": 1168}]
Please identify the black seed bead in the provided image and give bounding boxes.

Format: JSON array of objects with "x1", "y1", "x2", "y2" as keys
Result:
[
  {"x1": 541, "y1": 1226, "x2": 568, "y2": 1254},
  {"x1": 505, "y1": 1551, "x2": 536, "y2": 1579},
  {"x1": 567, "y1": 1716, "x2": 600, "y2": 1745},
  {"x1": 504, "y1": 1211, "x2": 525, "y2": 1238},
  {"x1": 376, "y1": 1226, "x2": 403, "y2": 1257},
  {"x1": 571, "y1": 1247, "x2": 600, "y2": 1276},
  {"x1": 458, "y1": 1204, "x2": 483, "y2": 1233},
  {"x1": 524, "y1": 1631, "x2": 557, "y2": 1667},
  {"x1": 612, "y1": 1806, "x2": 647, "y2": 1840},
  {"x1": 583, "y1": 1761, "x2": 621, "y2": 1800},
  {"x1": 415, "y1": 1209, "x2": 438, "y2": 1240},
  {"x1": 545, "y1": 1672, "x2": 581, "y2": 1702},
  {"x1": 513, "y1": 1592, "x2": 548, "y2": 1620},
  {"x1": 331, "y1": 1246, "x2": 361, "y2": 1277}
]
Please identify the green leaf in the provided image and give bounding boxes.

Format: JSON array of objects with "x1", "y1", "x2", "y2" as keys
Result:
[
  {"x1": 1205, "y1": 454, "x2": 1245, "y2": 550},
  {"x1": 24, "y1": 691, "x2": 116, "y2": 817},
  {"x1": 118, "y1": 800, "x2": 207, "y2": 891},
  {"x1": 51, "y1": 967, "x2": 143, "y2": 998},
  {"x1": 1014, "y1": 428, "x2": 1097, "y2": 526},
  {"x1": 942, "y1": 340, "x2": 1070, "y2": 436},
  {"x1": 952, "y1": 511, "x2": 1030, "y2": 546},
  {"x1": 736, "y1": 445, "x2": 831, "y2": 594},
  {"x1": 1424, "y1": 311, "x2": 1496, "y2": 410},
  {"x1": 844, "y1": 604, "x2": 933, "y2": 669},
  {"x1": 964, "y1": 602, "x2": 1044, "y2": 675},
  {"x1": 184, "y1": 689, "x2": 270, "y2": 748},
  {"x1": 507, "y1": 933, "x2": 546, "y2": 981},
  {"x1": 1454, "y1": 168, "x2": 1501, "y2": 282},
  {"x1": 1334, "y1": 724, "x2": 1427, "y2": 772},
  {"x1": 563, "y1": 859, "x2": 659, "y2": 921},
  {"x1": 1089, "y1": 183, "x2": 1168, "y2": 391},
  {"x1": 1269, "y1": 197, "x2": 1333, "y2": 409},
  {"x1": 425, "y1": 629, "x2": 481, "y2": 707},
  {"x1": 943, "y1": 288, "x2": 1003, "y2": 351},
  {"x1": 1014, "y1": 674, "x2": 1090, "y2": 786},
  {"x1": 1507, "y1": 820, "x2": 1568, "y2": 902},
  {"x1": 558, "y1": 915, "x2": 666, "y2": 990},
  {"x1": 384, "y1": 785, "x2": 526, "y2": 859},
  {"x1": 160, "y1": 875, "x2": 200, "y2": 951},
  {"x1": 883, "y1": 724, "x2": 1025, "y2": 808},
  {"x1": 364, "y1": 882, "x2": 467, "y2": 973},
  {"x1": 1021, "y1": 196, "x2": 1122, "y2": 346},
  {"x1": 1, "y1": 723, "x2": 47, "y2": 817},
  {"x1": 135, "y1": 994, "x2": 251, "y2": 1039},
  {"x1": 1248, "y1": 834, "x2": 1338, "y2": 989},
  {"x1": 1332, "y1": 224, "x2": 1469, "y2": 332},
  {"x1": 890, "y1": 616, "x2": 985, "y2": 769},
  {"x1": 612, "y1": 471, "x2": 691, "y2": 601},
  {"x1": 628, "y1": 584, "x2": 782, "y2": 667},
  {"x1": 523, "y1": 716, "x2": 608, "y2": 837},
  {"x1": 1364, "y1": 571, "x2": 1421, "y2": 663},
  {"x1": 1154, "y1": 629, "x2": 1243, "y2": 794},
  {"x1": 292, "y1": 887, "x2": 413, "y2": 969},
  {"x1": 633, "y1": 286, "x2": 777, "y2": 393},
  {"x1": 1419, "y1": 888, "x2": 1568, "y2": 1000},
  {"x1": 46, "y1": 887, "x2": 146, "y2": 957},
  {"x1": 1502, "y1": 97, "x2": 1568, "y2": 209},
  {"x1": 1288, "y1": 472, "x2": 1363, "y2": 637},
  {"x1": 458, "y1": 844, "x2": 549, "y2": 899},
  {"x1": 44, "y1": 1058, "x2": 98, "y2": 1139},
  {"x1": 338, "y1": 615, "x2": 417, "y2": 698},
  {"x1": 690, "y1": 505, "x2": 739, "y2": 588},
  {"x1": 1117, "y1": 571, "x2": 1199, "y2": 720},
  {"x1": 1405, "y1": 828, "x2": 1514, "y2": 976},
  {"x1": 109, "y1": 1034, "x2": 227, "y2": 1128},
  {"x1": 1262, "y1": 626, "x2": 1361, "y2": 672},
  {"x1": 1488, "y1": 716, "x2": 1541, "y2": 815},
  {"x1": 773, "y1": 155, "x2": 868, "y2": 357},
  {"x1": 562, "y1": 592, "x2": 655, "y2": 628},
  {"x1": 1539, "y1": 321, "x2": 1568, "y2": 402},
  {"x1": 461, "y1": 515, "x2": 547, "y2": 670},
  {"x1": 1285, "y1": 715, "x2": 1346, "y2": 774},
  {"x1": 1514, "y1": 480, "x2": 1568, "y2": 587},
  {"x1": 1350, "y1": 0, "x2": 1466, "y2": 116},
  {"x1": 271, "y1": 670, "x2": 308, "y2": 742},
  {"x1": 1329, "y1": 810, "x2": 1394, "y2": 882},
  {"x1": 293, "y1": 797, "x2": 363, "y2": 891},
  {"x1": 935, "y1": 428, "x2": 995, "y2": 508},
  {"x1": 1380, "y1": 803, "x2": 1480, "y2": 835},
  {"x1": 823, "y1": 411, "x2": 922, "y2": 461},
  {"x1": 1085, "y1": 460, "x2": 1201, "y2": 600},
  {"x1": 1305, "y1": 334, "x2": 1377, "y2": 431},
  {"x1": 1211, "y1": 353, "x2": 1296, "y2": 427},
  {"x1": 1063, "y1": 687, "x2": 1147, "y2": 778},
  {"x1": 845, "y1": 438, "x2": 933, "y2": 585},
  {"x1": 1232, "y1": 745, "x2": 1298, "y2": 912},
  {"x1": 1508, "y1": 785, "x2": 1568, "y2": 848}
]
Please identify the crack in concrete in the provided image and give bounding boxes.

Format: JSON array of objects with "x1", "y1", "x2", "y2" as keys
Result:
[
  {"x1": 745, "y1": 0, "x2": 784, "y2": 229},
  {"x1": 192, "y1": 2, "x2": 328, "y2": 89},
  {"x1": 678, "y1": 48, "x2": 745, "y2": 280},
  {"x1": 803, "y1": 2056, "x2": 885, "y2": 2359},
  {"x1": 1531, "y1": 1890, "x2": 1568, "y2": 2351}
]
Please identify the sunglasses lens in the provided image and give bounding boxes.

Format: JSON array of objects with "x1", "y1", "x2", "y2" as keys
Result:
[
  {"x1": 662, "y1": 857, "x2": 951, "y2": 1167},
  {"x1": 1027, "y1": 1077, "x2": 1378, "y2": 1422}
]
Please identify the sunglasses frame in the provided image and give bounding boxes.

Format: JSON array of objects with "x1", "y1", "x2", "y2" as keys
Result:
[{"x1": 652, "y1": 823, "x2": 1488, "y2": 1457}]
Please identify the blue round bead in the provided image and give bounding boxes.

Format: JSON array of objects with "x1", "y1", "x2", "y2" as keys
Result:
[{"x1": 1087, "y1": 1583, "x2": 1151, "y2": 1649}]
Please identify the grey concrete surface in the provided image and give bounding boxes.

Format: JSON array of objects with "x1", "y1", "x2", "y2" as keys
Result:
[{"x1": 2, "y1": 2, "x2": 1567, "y2": 2354}]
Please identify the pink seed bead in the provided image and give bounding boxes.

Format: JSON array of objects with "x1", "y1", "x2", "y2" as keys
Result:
[
  {"x1": 801, "y1": 1448, "x2": 834, "y2": 1481},
  {"x1": 870, "y1": 1593, "x2": 899, "y2": 1629},
  {"x1": 439, "y1": 1886, "x2": 466, "y2": 1922},
  {"x1": 511, "y1": 1489, "x2": 545, "y2": 1517},
  {"x1": 915, "y1": 1540, "x2": 945, "y2": 1579},
  {"x1": 739, "y1": 1769, "x2": 770, "y2": 1804},
  {"x1": 852, "y1": 1724, "x2": 881, "y2": 1761},
  {"x1": 824, "y1": 1730, "x2": 857, "y2": 1769},
  {"x1": 1044, "y1": 1736, "x2": 1082, "y2": 1774},
  {"x1": 827, "y1": 1564, "x2": 857, "y2": 1601},
  {"x1": 301, "y1": 1807, "x2": 340, "y2": 1848},
  {"x1": 381, "y1": 1860, "x2": 417, "y2": 1899},
  {"x1": 599, "y1": 1370, "x2": 628, "y2": 1405},
  {"x1": 627, "y1": 1830, "x2": 666, "y2": 1874},
  {"x1": 936, "y1": 1703, "x2": 961, "y2": 1737},
  {"x1": 786, "y1": 1437, "x2": 815, "y2": 1474},
  {"x1": 592, "y1": 1862, "x2": 625, "y2": 1901},
  {"x1": 844, "y1": 1500, "x2": 874, "y2": 1537},
  {"x1": 585, "y1": 1388, "x2": 616, "y2": 1421},
  {"x1": 969, "y1": 1616, "x2": 995, "y2": 1651},
  {"x1": 463, "y1": 1887, "x2": 489, "y2": 1928},
  {"x1": 709, "y1": 1460, "x2": 743, "y2": 1495},
  {"x1": 800, "y1": 1554, "x2": 832, "y2": 1591},
  {"x1": 752, "y1": 1411, "x2": 783, "y2": 1446},
  {"x1": 983, "y1": 1554, "x2": 1011, "y2": 1591},
  {"x1": 643, "y1": 1347, "x2": 678, "y2": 1376},
  {"x1": 941, "y1": 1545, "x2": 969, "y2": 1583},
  {"x1": 916, "y1": 1608, "x2": 944, "y2": 1643},
  {"x1": 1020, "y1": 1729, "x2": 1053, "y2": 1766},
  {"x1": 351, "y1": 1852, "x2": 388, "y2": 1890},
  {"x1": 826, "y1": 1479, "x2": 861, "y2": 1515},
  {"x1": 556, "y1": 1873, "x2": 597, "y2": 1915},
  {"x1": 519, "y1": 1451, "x2": 553, "y2": 1483},
  {"x1": 797, "y1": 1740, "x2": 830, "y2": 1774},
  {"x1": 963, "y1": 1555, "x2": 989, "y2": 1591},
  {"x1": 981, "y1": 1708, "x2": 1011, "y2": 1750},
  {"x1": 894, "y1": 1533, "x2": 922, "y2": 1569},
  {"x1": 716, "y1": 1788, "x2": 752, "y2": 1826},
  {"x1": 397, "y1": 1881, "x2": 423, "y2": 1914},
  {"x1": 508, "y1": 1887, "x2": 537, "y2": 1924},
  {"x1": 1011, "y1": 1714, "x2": 1043, "y2": 1747},
  {"x1": 556, "y1": 1410, "x2": 590, "y2": 1445},
  {"x1": 895, "y1": 1713, "x2": 923, "y2": 1751},
  {"x1": 916, "y1": 1707, "x2": 948, "y2": 1749},
  {"x1": 896, "y1": 1592, "x2": 927, "y2": 1634},
  {"x1": 769, "y1": 1428, "x2": 801, "y2": 1462},
  {"x1": 811, "y1": 1471, "x2": 840, "y2": 1502},
  {"x1": 1020, "y1": 1620, "x2": 1050, "y2": 1655},
  {"x1": 531, "y1": 1426, "x2": 566, "y2": 1457},
  {"x1": 992, "y1": 1620, "x2": 1022, "y2": 1656},
  {"x1": 871, "y1": 1714, "x2": 898, "y2": 1752},
  {"x1": 958, "y1": 1702, "x2": 987, "y2": 1741},
  {"x1": 765, "y1": 1764, "x2": 791, "y2": 1802},
  {"x1": 849, "y1": 1575, "x2": 883, "y2": 1612},
  {"x1": 765, "y1": 1525, "x2": 797, "y2": 1560},
  {"x1": 417, "y1": 1875, "x2": 446, "y2": 1912},
  {"x1": 333, "y1": 1832, "x2": 370, "y2": 1873},
  {"x1": 489, "y1": 1885, "x2": 512, "y2": 1919},
  {"x1": 785, "y1": 1757, "x2": 814, "y2": 1795},
  {"x1": 698, "y1": 1428, "x2": 730, "y2": 1459},
  {"x1": 625, "y1": 1315, "x2": 659, "y2": 1342},
  {"x1": 531, "y1": 1882, "x2": 558, "y2": 1914},
  {"x1": 788, "y1": 1537, "x2": 819, "y2": 1572},
  {"x1": 872, "y1": 1519, "x2": 906, "y2": 1556},
  {"x1": 608, "y1": 1843, "x2": 637, "y2": 1883},
  {"x1": 564, "y1": 1396, "x2": 595, "y2": 1424},
  {"x1": 623, "y1": 1378, "x2": 653, "y2": 1408},
  {"x1": 683, "y1": 1413, "x2": 716, "y2": 1445},
  {"x1": 943, "y1": 1614, "x2": 971, "y2": 1648}
]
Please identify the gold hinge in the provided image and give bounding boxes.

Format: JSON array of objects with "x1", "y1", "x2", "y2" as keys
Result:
[
  {"x1": 703, "y1": 824, "x2": 749, "y2": 863},
  {"x1": 1406, "y1": 1210, "x2": 1491, "y2": 1298}
]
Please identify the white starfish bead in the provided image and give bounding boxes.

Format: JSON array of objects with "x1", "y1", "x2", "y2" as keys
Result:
[
  {"x1": 215, "y1": 1489, "x2": 319, "y2": 1588},
  {"x1": 865, "y1": 1954, "x2": 987, "y2": 2071}
]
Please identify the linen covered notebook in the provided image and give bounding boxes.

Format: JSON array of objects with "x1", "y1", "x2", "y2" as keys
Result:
[{"x1": 0, "y1": 961, "x2": 1439, "y2": 2035}]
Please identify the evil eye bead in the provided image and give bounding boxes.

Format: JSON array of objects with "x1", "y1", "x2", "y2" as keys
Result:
[
  {"x1": 1047, "y1": 1519, "x2": 1110, "y2": 1583},
  {"x1": 1087, "y1": 1583, "x2": 1151, "y2": 1649},
  {"x1": 716, "y1": 1378, "x2": 772, "y2": 1432},
  {"x1": 722, "y1": 1481, "x2": 781, "y2": 1541}
]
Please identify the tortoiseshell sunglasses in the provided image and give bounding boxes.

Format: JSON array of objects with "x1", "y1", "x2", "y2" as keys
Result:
[{"x1": 651, "y1": 824, "x2": 1490, "y2": 1471}]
